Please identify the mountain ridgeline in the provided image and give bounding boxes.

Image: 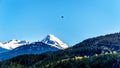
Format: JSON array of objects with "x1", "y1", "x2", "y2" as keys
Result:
[
  {"x1": 74, "y1": 33, "x2": 120, "y2": 53},
  {"x1": 1, "y1": 33, "x2": 120, "y2": 68}
]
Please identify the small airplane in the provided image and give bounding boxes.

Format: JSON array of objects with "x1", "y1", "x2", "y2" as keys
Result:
[{"x1": 61, "y1": 16, "x2": 64, "y2": 18}]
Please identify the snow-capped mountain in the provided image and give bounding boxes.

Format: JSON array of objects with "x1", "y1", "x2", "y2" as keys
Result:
[
  {"x1": 0, "y1": 34, "x2": 69, "y2": 61},
  {"x1": 0, "y1": 39, "x2": 29, "y2": 50},
  {"x1": 41, "y1": 34, "x2": 68, "y2": 49}
]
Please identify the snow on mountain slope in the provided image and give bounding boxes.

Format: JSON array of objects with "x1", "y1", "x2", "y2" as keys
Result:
[
  {"x1": 41, "y1": 34, "x2": 68, "y2": 49},
  {"x1": 0, "y1": 34, "x2": 68, "y2": 50},
  {"x1": 0, "y1": 40, "x2": 29, "y2": 50},
  {"x1": 0, "y1": 42, "x2": 3, "y2": 48}
]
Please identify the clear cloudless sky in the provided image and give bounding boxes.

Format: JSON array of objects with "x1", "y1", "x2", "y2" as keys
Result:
[{"x1": 0, "y1": 0, "x2": 120, "y2": 46}]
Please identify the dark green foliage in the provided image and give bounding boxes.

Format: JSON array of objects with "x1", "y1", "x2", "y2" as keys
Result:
[
  {"x1": 8, "y1": 54, "x2": 47, "y2": 66},
  {"x1": 39, "y1": 54, "x2": 120, "y2": 68},
  {"x1": 1, "y1": 54, "x2": 120, "y2": 68}
]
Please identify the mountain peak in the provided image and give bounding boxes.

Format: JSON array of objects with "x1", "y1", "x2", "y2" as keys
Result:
[
  {"x1": 7, "y1": 39, "x2": 20, "y2": 44},
  {"x1": 0, "y1": 39, "x2": 29, "y2": 50},
  {"x1": 41, "y1": 34, "x2": 68, "y2": 49},
  {"x1": 46, "y1": 34, "x2": 57, "y2": 39}
]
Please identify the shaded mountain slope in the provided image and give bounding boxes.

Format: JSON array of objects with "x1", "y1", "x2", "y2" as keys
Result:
[{"x1": 0, "y1": 42, "x2": 59, "y2": 61}]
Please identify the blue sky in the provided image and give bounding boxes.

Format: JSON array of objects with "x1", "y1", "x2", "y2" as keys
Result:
[{"x1": 0, "y1": 0, "x2": 120, "y2": 46}]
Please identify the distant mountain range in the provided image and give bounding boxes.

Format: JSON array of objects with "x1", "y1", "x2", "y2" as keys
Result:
[{"x1": 0, "y1": 34, "x2": 68, "y2": 61}]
